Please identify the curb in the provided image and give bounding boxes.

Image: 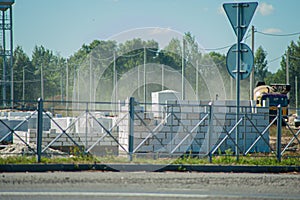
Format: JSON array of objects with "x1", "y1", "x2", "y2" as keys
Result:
[{"x1": 1, "y1": 164, "x2": 299, "y2": 173}]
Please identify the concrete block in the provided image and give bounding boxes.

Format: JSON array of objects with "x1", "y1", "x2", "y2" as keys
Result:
[
  {"x1": 139, "y1": 145, "x2": 154, "y2": 152},
  {"x1": 13, "y1": 131, "x2": 30, "y2": 144}
]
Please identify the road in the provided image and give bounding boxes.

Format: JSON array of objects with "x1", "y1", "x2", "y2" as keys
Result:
[{"x1": 0, "y1": 171, "x2": 299, "y2": 200}]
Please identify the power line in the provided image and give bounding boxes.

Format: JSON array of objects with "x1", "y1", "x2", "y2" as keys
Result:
[
  {"x1": 269, "y1": 56, "x2": 282, "y2": 63},
  {"x1": 256, "y1": 30, "x2": 300, "y2": 37},
  {"x1": 201, "y1": 44, "x2": 233, "y2": 51}
]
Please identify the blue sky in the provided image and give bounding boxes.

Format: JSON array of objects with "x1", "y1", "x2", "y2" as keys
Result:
[{"x1": 13, "y1": 0, "x2": 300, "y2": 72}]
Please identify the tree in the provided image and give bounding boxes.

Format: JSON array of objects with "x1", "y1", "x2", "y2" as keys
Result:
[
  {"x1": 279, "y1": 38, "x2": 300, "y2": 107},
  {"x1": 31, "y1": 45, "x2": 61, "y2": 100},
  {"x1": 13, "y1": 46, "x2": 32, "y2": 101},
  {"x1": 254, "y1": 46, "x2": 268, "y2": 82}
]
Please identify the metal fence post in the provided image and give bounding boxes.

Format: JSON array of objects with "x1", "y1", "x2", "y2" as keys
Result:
[
  {"x1": 243, "y1": 113, "x2": 246, "y2": 154},
  {"x1": 85, "y1": 102, "x2": 88, "y2": 152},
  {"x1": 128, "y1": 97, "x2": 135, "y2": 161},
  {"x1": 37, "y1": 98, "x2": 43, "y2": 163},
  {"x1": 208, "y1": 102, "x2": 213, "y2": 163},
  {"x1": 170, "y1": 103, "x2": 174, "y2": 153},
  {"x1": 277, "y1": 105, "x2": 282, "y2": 162}
]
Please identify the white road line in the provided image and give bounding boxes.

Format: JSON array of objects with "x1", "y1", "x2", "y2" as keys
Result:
[
  {"x1": 0, "y1": 191, "x2": 209, "y2": 198},
  {"x1": 0, "y1": 191, "x2": 299, "y2": 199}
]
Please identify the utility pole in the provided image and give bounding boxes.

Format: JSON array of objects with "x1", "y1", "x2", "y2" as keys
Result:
[
  {"x1": 161, "y1": 64, "x2": 164, "y2": 91},
  {"x1": 77, "y1": 68, "x2": 79, "y2": 108},
  {"x1": 286, "y1": 51, "x2": 289, "y2": 99},
  {"x1": 113, "y1": 52, "x2": 117, "y2": 113},
  {"x1": 181, "y1": 38, "x2": 185, "y2": 100},
  {"x1": 250, "y1": 25, "x2": 255, "y2": 100},
  {"x1": 196, "y1": 60, "x2": 199, "y2": 100},
  {"x1": 89, "y1": 54, "x2": 92, "y2": 103},
  {"x1": 66, "y1": 60, "x2": 69, "y2": 115},
  {"x1": 143, "y1": 47, "x2": 146, "y2": 104},
  {"x1": 41, "y1": 64, "x2": 44, "y2": 99},
  {"x1": 22, "y1": 65, "x2": 25, "y2": 102},
  {"x1": 138, "y1": 52, "x2": 140, "y2": 97},
  {"x1": 286, "y1": 51, "x2": 289, "y2": 84},
  {"x1": 60, "y1": 66, "x2": 63, "y2": 101},
  {"x1": 296, "y1": 76, "x2": 298, "y2": 114}
]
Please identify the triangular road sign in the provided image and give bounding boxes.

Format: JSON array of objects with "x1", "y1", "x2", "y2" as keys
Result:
[{"x1": 223, "y1": 2, "x2": 258, "y2": 41}]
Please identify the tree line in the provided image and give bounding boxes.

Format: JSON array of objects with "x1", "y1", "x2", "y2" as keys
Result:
[{"x1": 2, "y1": 33, "x2": 300, "y2": 107}]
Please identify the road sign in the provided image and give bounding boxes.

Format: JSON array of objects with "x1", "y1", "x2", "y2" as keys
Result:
[
  {"x1": 223, "y1": 2, "x2": 258, "y2": 41},
  {"x1": 226, "y1": 43, "x2": 254, "y2": 80}
]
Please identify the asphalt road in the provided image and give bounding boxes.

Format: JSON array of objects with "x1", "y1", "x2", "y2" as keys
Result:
[{"x1": 0, "y1": 172, "x2": 299, "y2": 200}]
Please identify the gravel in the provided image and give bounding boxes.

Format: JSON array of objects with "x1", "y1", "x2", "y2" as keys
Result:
[{"x1": 0, "y1": 143, "x2": 67, "y2": 158}]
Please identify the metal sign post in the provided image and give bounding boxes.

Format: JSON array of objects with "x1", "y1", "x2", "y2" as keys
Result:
[
  {"x1": 223, "y1": 2, "x2": 258, "y2": 161},
  {"x1": 236, "y1": 5, "x2": 241, "y2": 161}
]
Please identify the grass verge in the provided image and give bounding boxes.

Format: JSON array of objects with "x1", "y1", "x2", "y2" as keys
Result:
[{"x1": 1, "y1": 154, "x2": 300, "y2": 166}]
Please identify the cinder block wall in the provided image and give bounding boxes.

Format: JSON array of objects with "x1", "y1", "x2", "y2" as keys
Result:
[
  {"x1": 118, "y1": 100, "x2": 270, "y2": 156},
  {"x1": 8, "y1": 100, "x2": 270, "y2": 156},
  {"x1": 26, "y1": 115, "x2": 119, "y2": 155}
]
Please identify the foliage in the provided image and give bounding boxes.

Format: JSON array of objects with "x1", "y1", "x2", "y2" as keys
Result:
[
  {"x1": 6, "y1": 32, "x2": 300, "y2": 109},
  {"x1": 254, "y1": 46, "x2": 268, "y2": 82},
  {"x1": 265, "y1": 36, "x2": 300, "y2": 107}
]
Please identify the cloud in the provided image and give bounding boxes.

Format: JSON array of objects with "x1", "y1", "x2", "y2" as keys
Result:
[
  {"x1": 258, "y1": 2, "x2": 274, "y2": 16},
  {"x1": 262, "y1": 28, "x2": 282, "y2": 34}
]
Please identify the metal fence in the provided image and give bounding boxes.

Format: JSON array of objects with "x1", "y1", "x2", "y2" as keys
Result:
[{"x1": 0, "y1": 98, "x2": 299, "y2": 163}]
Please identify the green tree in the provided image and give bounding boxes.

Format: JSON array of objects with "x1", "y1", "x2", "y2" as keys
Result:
[
  {"x1": 254, "y1": 46, "x2": 268, "y2": 82},
  {"x1": 279, "y1": 38, "x2": 300, "y2": 107},
  {"x1": 12, "y1": 46, "x2": 33, "y2": 101},
  {"x1": 31, "y1": 45, "x2": 60, "y2": 100}
]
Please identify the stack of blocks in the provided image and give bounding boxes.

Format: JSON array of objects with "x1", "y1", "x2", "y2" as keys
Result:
[{"x1": 118, "y1": 99, "x2": 270, "y2": 156}]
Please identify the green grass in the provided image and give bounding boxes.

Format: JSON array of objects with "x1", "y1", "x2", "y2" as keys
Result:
[
  {"x1": 1, "y1": 154, "x2": 300, "y2": 166},
  {"x1": 173, "y1": 155, "x2": 300, "y2": 166}
]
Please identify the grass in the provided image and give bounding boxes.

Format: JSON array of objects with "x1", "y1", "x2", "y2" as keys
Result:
[
  {"x1": 1, "y1": 130, "x2": 299, "y2": 166},
  {"x1": 1, "y1": 153, "x2": 300, "y2": 166}
]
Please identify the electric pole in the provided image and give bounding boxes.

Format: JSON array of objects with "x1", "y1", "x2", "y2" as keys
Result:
[
  {"x1": 41, "y1": 64, "x2": 44, "y2": 99},
  {"x1": 286, "y1": 51, "x2": 289, "y2": 99},
  {"x1": 181, "y1": 38, "x2": 185, "y2": 100}
]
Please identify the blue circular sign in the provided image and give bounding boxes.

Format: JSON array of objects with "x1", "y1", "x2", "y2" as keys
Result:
[{"x1": 226, "y1": 43, "x2": 254, "y2": 80}]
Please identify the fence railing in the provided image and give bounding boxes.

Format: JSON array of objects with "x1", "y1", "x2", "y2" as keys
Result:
[{"x1": 0, "y1": 98, "x2": 299, "y2": 163}]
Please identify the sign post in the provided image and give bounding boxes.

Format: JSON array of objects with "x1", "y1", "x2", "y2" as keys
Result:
[{"x1": 223, "y1": 2, "x2": 258, "y2": 161}]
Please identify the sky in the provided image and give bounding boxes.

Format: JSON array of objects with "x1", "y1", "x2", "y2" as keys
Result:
[{"x1": 13, "y1": 0, "x2": 300, "y2": 73}]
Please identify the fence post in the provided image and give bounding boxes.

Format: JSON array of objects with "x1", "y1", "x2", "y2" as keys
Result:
[
  {"x1": 85, "y1": 102, "x2": 88, "y2": 152},
  {"x1": 277, "y1": 105, "x2": 282, "y2": 162},
  {"x1": 243, "y1": 113, "x2": 246, "y2": 154},
  {"x1": 208, "y1": 102, "x2": 213, "y2": 163},
  {"x1": 36, "y1": 98, "x2": 43, "y2": 163},
  {"x1": 128, "y1": 97, "x2": 135, "y2": 161},
  {"x1": 169, "y1": 103, "x2": 174, "y2": 153}
]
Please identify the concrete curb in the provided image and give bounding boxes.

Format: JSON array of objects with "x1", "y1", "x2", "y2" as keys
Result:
[{"x1": 0, "y1": 164, "x2": 299, "y2": 173}]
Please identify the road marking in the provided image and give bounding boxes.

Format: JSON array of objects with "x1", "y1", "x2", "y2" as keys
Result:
[
  {"x1": 0, "y1": 191, "x2": 299, "y2": 199},
  {"x1": 0, "y1": 191, "x2": 209, "y2": 198}
]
